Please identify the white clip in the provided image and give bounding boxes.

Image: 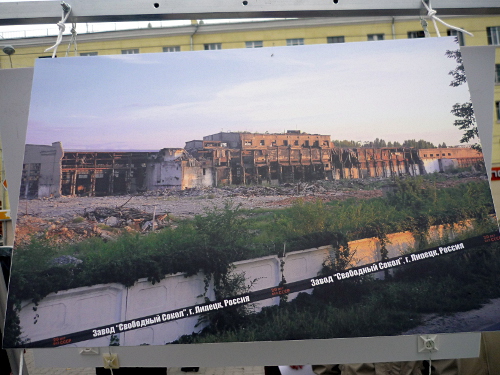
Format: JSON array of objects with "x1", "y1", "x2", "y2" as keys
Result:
[
  {"x1": 421, "y1": 0, "x2": 473, "y2": 38},
  {"x1": 45, "y1": 1, "x2": 72, "y2": 58}
]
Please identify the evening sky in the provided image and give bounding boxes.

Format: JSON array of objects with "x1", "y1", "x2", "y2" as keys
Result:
[{"x1": 26, "y1": 36, "x2": 471, "y2": 151}]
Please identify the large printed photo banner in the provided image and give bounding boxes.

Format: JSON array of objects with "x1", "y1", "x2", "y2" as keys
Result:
[{"x1": 3, "y1": 37, "x2": 500, "y2": 348}]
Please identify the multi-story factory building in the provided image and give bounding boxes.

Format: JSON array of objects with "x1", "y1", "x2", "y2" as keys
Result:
[{"x1": 21, "y1": 131, "x2": 484, "y2": 199}]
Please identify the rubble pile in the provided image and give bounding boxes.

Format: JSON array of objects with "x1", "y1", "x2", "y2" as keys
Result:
[
  {"x1": 83, "y1": 206, "x2": 170, "y2": 232},
  {"x1": 16, "y1": 174, "x2": 487, "y2": 245},
  {"x1": 15, "y1": 206, "x2": 171, "y2": 247},
  {"x1": 144, "y1": 182, "x2": 343, "y2": 199},
  {"x1": 15, "y1": 216, "x2": 100, "y2": 246}
]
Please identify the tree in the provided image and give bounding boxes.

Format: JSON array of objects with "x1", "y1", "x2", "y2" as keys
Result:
[
  {"x1": 402, "y1": 139, "x2": 435, "y2": 149},
  {"x1": 446, "y1": 50, "x2": 481, "y2": 152}
]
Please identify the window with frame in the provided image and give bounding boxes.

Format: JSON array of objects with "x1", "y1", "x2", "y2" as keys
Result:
[
  {"x1": 327, "y1": 36, "x2": 345, "y2": 43},
  {"x1": 487, "y1": 27, "x2": 500, "y2": 45},
  {"x1": 407, "y1": 31, "x2": 425, "y2": 39},
  {"x1": 122, "y1": 49, "x2": 139, "y2": 54},
  {"x1": 245, "y1": 41, "x2": 263, "y2": 48},
  {"x1": 368, "y1": 34, "x2": 384, "y2": 41},
  {"x1": 163, "y1": 46, "x2": 180, "y2": 52},
  {"x1": 447, "y1": 29, "x2": 465, "y2": 46},
  {"x1": 495, "y1": 64, "x2": 500, "y2": 84},
  {"x1": 286, "y1": 38, "x2": 304, "y2": 46},
  {"x1": 80, "y1": 52, "x2": 98, "y2": 56},
  {"x1": 496, "y1": 101, "x2": 500, "y2": 121},
  {"x1": 204, "y1": 43, "x2": 222, "y2": 50}
]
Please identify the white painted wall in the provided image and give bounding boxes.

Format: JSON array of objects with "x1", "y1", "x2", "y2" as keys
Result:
[
  {"x1": 421, "y1": 158, "x2": 459, "y2": 173},
  {"x1": 17, "y1": 223, "x2": 468, "y2": 347},
  {"x1": 18, "y1": 247, "x2": 330, "y2": 347},
  {"x1": 123, "y1": 272, "x2": 207, "y2": 346},
  {"x1": 18, "y1": 284, "x2": 126, "y2": 347}
]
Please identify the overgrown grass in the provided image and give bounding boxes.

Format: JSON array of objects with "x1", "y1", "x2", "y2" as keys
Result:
[
  {"x1": 176, "y1": 241, "x2": 500, "y2": 344},
  {"x1": 10, "y1": 179, "x2": 496, "y2": 299},
  {"x1": 4, "y1": 178, "x2": 498, "y2": 345}
]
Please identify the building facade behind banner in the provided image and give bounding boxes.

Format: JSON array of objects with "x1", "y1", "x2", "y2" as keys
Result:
[
  {"x1": 0, "y1": 135, "x2": 13, "y2": 246},
  {"x1": 1, "y1": 15, "x2": 499, "y2": 172},
  {"x1": 1, "y1": 14, "x2": 500, "y2": 181},
  {"x1": 21, "y1": 132, "x2": 485, "y2": 198}
]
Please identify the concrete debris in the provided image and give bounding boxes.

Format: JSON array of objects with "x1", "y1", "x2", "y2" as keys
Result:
[
  {"x1": 142, "y1": 221, "x2": 154, "y2": 231},
  {"x1": 83, "y1": 206, "x2": 169, "y2": 231},
  {"x1": 105, "y1": 216, "x2": 120, "y2": 227},
  {"x1": 142, "y1": 180, "x2": 377, "y2": 199},
  {"x1": 15, "y1": 216, "x2": 100, "y2": 246},
  {"x1": 15, "y1": 206, "x2": 171, "y2": 246}
]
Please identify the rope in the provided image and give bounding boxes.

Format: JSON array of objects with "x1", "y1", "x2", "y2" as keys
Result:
[
  {"x1": 421, "y1": 0, "x2": 473, "y2": 37},
  {"x1": 45, "y1": 1, "x2": 72, "y2": 58},
  {"x1": 420, "y1": 17, "x2": 431, "y2": 38},
  {"x1": 65, "y1": 22, "x2": 78, "y2": 57}
]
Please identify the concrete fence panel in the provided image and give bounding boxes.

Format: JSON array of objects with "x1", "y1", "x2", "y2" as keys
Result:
[
  {"x1": 233, "y1": 255, "x2": 281, "y2": 310},
  {"x1": 18, "y1": 221, "x2": 476, "y2": 346},
  {"x1": 19, "y1": 283, "x2": 126, "y2": 347},
  {"x1": 123, "y1": 273, "x2": 207, "y2": 346},
  {"x1": 284, "y1": 246, "x2": 332, "y2": 299}
]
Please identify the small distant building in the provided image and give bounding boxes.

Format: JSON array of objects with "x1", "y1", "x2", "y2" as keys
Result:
[{"x1": 418, "y1": 147, "x2": 483, "y2": 173}]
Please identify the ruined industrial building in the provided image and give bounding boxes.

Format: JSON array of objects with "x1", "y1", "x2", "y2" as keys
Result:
[{"x1": 21, "y1": 131, "x2": 484, "y2": 199}]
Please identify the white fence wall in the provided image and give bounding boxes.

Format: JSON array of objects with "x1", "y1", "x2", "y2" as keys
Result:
[
  {"x1": 19, "y1": 225, "x2": 463, "y2": 346},
  {"x1": 19, "y1": 284, "x2": 126, "y2": 347}
]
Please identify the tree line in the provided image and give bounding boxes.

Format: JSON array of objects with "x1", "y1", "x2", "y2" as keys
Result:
[{"x1": 332, "y1": 138, "x2": 448, "y2": 149}]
